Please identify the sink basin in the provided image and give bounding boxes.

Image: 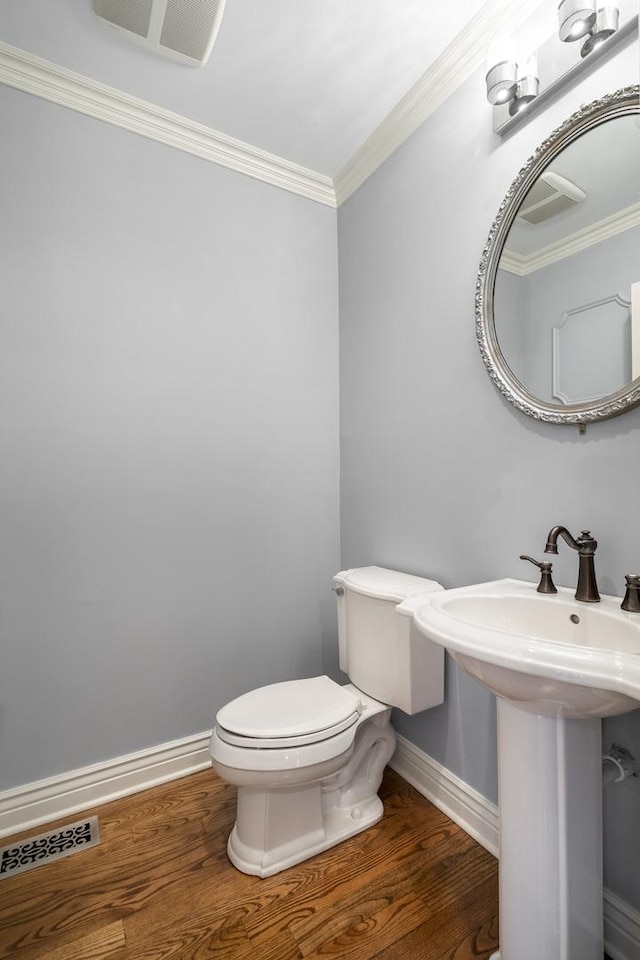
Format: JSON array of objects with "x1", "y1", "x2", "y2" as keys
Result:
[{"x1": 413, "y1": 578, "x2": 640, "y2": 719}]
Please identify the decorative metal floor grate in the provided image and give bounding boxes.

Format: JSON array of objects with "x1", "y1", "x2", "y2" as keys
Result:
[{"x1": 0, "y1": 816, "x2": 100, "y2": 879}]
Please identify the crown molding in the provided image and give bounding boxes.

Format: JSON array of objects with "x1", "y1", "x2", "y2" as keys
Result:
[
  {"x1": 333, "y1": 0, "x2": 536, "y2": 205},
  {"x1": 500, "y1": 200, "x2": 640, "y2": 275},
  {"x1": 498, "y1": 251, "x2": 529, "y2": 275},
  {"x1": 0, "y1": 41, "x2": 337, "y2": 208}
]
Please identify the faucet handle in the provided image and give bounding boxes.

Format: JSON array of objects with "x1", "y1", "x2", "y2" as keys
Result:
[
  {"x1": 520, "y1": 555, "x2": 557, "y2": 594},
  {"x1": 578, "y1": 530, "x2": 598, "y2": 550},
  {"x1": 621, "y1": 574, "x2": 640, "y2": 613}
]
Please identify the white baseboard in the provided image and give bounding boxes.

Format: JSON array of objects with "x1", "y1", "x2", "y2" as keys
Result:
[
  {"x1": 604, "y1": 890, "x2": 640, "y2": 960},
  {"x1": 0, "y1": 731, "x2": 212, "y2": 839},
  {"x1": 390, "y1": 734, "x2": 640, "y2": 960},
  {"x1": 389, "y1": 733, "x2": 500, "y2": 857}
]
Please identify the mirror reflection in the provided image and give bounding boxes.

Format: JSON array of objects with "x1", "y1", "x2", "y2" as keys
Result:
[{"x1": 494, "y1": 113, "x2": 640, "y2": 407}]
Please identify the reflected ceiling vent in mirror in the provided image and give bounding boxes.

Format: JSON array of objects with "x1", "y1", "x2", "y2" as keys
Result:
[
  {"x1": 92, "y1": 0, "x2": 227, "y2": 66},
  {"x1": 518, "y1": 172, "x2": 587, "y2": 224}
]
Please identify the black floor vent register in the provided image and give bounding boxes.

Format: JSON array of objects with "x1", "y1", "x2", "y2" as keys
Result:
[{"x1": 0, "y1": 816, "x2": 100, "y2": 879}]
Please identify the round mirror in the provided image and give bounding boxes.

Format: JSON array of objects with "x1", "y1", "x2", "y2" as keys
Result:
[{"x1": 476, "y1": 86, "x2": 640, "y2": 424}]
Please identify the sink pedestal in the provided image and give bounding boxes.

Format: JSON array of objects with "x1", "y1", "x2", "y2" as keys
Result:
[
  {"x1": 411, "y1": 578, "x2": 640, "y2": 958},
  {"x1": 490, "y1": 699, "x2": 603, "y2": 960}
]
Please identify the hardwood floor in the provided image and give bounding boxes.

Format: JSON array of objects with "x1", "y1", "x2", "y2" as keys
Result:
[{"x1": 0, "y1": 767, "x2": 500, "y2": 959}]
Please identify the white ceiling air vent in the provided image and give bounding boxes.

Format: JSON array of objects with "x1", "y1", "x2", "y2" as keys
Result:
[
  {"x1": 518, "y1": 172, "x2": 587, "y2": 225},
  {"x1": 92, "y1": 0, "x2": 227, "y2": 67}
]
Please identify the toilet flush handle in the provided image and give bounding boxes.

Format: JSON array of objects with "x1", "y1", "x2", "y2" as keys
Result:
[{"x1": 332, "y1": 586, "x2": 344, "y2": 596}]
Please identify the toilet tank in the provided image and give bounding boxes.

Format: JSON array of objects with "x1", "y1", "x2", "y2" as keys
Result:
[{"x1": 333, "y1": 566, "x2": 445, "y2": 715}]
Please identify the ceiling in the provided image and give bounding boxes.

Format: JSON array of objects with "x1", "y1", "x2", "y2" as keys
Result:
[{"x1": 0, "y1": 0, "x2": 534, "y2": 182}]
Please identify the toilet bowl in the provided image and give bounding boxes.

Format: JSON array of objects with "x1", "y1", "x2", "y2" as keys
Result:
[{"x1": 209, "y1": 566, "x2": 444, "y2": 877}]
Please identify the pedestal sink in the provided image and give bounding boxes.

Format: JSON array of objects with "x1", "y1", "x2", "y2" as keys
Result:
[{"x1": 411, "y1": 578, "x2": 640, "y2": 960}]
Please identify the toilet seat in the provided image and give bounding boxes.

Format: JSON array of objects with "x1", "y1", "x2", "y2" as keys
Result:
[{"x1": 215, "y1": 676, "x2": 362, "y2": 749}]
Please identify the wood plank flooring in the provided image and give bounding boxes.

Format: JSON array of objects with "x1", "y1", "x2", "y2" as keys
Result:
[{"x1": 0, "y1": 767, "x2": 501, "y2": 959}]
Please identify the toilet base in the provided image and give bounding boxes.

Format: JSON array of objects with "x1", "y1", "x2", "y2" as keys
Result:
[
  {"x1": 227, "y1": 791, "x2": 384, "y2": 878},
  {"x1": 224, "y1": 709, "x2": 396, "y2": 877}
]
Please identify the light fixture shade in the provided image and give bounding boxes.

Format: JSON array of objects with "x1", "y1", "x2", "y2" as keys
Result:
[
  {"x1": 580, "y1": 5, "x2": 620, "y2": 54},
  {"x1": 558, "y1": 0, "x2": 597, "y2": 40},
  {"x1": 486, "y1": 60, "x2": 518, "y2": 105},
  {"x1": 509, "y1": 76, "x2": 540, "y2": 115}
]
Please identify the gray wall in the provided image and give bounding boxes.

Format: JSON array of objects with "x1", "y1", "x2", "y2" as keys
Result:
[
  {"x1": 0, "y1": 85, "x2": 340, "y2": 789},
  {"x1": 494, "y1": 266, "x2": 527, "y2": 385},
  {"x1": 338, "y1": 44, "x2": 640, "y2": 908}
]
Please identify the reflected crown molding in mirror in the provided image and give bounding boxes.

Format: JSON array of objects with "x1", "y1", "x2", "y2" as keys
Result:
[
  {"x1": 499, "y1": 199, "x2": 640, "y2": 275},
  {"x1": 476, "y1": 85, "x2": 640, "y2": 426}
]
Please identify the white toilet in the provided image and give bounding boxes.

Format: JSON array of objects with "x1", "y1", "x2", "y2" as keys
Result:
[{"x1": 209, "y1": 566, "x2": 444, "y2": 877}]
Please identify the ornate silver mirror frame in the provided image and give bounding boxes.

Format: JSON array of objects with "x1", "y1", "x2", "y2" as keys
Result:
[{"x1": 476, "y1": 85, "x2": 640, "y2": 425}]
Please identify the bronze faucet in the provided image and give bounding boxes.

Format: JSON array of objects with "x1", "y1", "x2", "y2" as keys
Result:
[{"x1": 544, "y1": 526, "x2": 600, "y2": 603}]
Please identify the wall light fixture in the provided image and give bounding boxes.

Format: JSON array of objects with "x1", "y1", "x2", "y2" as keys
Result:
[
  {"x1": 558, "y1": 0, "x2": 620, "y2": 54},
  {"x1": 486, "y1": 0, "x2": 636, "y2": 134},
  {"x1": 485, "y1": 40, "x2": 540, "y2": 115}
]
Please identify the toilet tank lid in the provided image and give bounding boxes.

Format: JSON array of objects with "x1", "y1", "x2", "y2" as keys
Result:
[{"x1": 334, "y1": 566, "x2": 442, "y2": 602}]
